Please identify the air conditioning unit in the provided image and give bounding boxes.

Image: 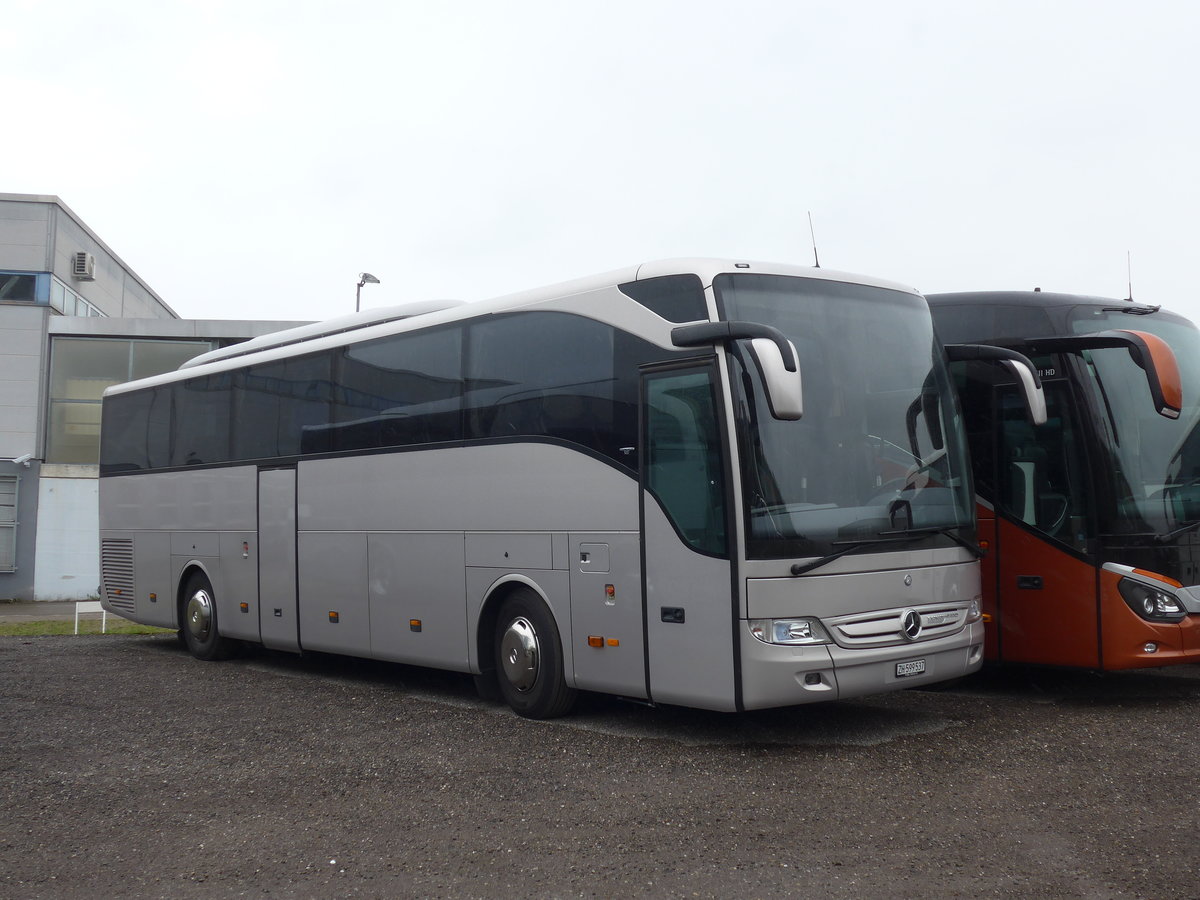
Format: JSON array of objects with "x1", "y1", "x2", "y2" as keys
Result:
[{"x1": 72, "y1": 251, "x2": 96, "y2": 281}]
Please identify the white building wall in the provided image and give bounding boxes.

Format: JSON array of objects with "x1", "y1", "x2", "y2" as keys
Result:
[
  {"x1": 0, "y1": 306, "x2": 47, "y2": 459},
  {"x1": 33, "y1": 467, "x2": 99, "y2": 601},
  {"x1": 0, "y1": 200, "x2": 51, "y2": 271},
  {"x1": 2, "y1": 193, "x2": 178, "y2": 321}
]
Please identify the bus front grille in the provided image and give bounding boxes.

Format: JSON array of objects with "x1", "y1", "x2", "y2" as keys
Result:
[
  {"x1": 100, "y1": 539, "x2": 136, "y2": 613},
  {"x1": 825, "y1": 604, "x2": 967, "y2": 649}
]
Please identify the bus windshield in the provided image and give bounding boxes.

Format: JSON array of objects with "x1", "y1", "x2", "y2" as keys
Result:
[
  {"x1": 1069, "y1": 306, "x2": 1200, "y2": 537},
  {"x1": 716, "y1": 274, "x2": 974, "y2": 559}
]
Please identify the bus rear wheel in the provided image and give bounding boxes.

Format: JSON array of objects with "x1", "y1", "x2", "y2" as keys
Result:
[
  {"x1": 494, "y1": 589, "x2": 576, "y2": 719},
  {"x1": 180, "y1": 572, "x2": 238, "y2": 661}
]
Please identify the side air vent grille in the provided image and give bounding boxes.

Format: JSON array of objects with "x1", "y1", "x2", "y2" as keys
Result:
[{"x1": 100, "y1": 539, "x2": 135, "y2": 612}]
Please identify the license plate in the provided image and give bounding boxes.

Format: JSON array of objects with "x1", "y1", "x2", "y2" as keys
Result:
[{"x1": 896, "y1": 659, "x2": 926, "y2": 678}]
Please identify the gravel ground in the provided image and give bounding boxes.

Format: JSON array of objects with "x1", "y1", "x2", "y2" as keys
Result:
[{"x1": 3, "y1": 634, "x2": 1199, "y2": 899}]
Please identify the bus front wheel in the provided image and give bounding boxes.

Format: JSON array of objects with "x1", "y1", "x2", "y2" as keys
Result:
[
  {"x1": 494, "y1": 589, "x2": 576, "y2": 719},
  {"x1": 180, "y1": 573, "x2": 238, "y2": 661}
]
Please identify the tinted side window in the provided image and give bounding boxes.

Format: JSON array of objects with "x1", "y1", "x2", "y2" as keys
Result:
[
  {"x1": 236, "y1": 353, "x2": 334, "y2": 459},
  {"x1": 464, "y1": 311, "x2": 677, "y2": 469},
  {"x1": 100, "y1": 391, "x2": 149, "y2": 473},
  {"x1": 146, "y1": 387, "x2": 172, "y2": 469},
  {"x1": 102, "y1": 386, "x2": 173, "y2": 473},
  {"x1": 645, "y1": 367, "x2": 727, "y2": 555},
  {"x1": 173, "y1": 373, "x2": 233, "y2": 466},
  {"x1": 619, "y1": 274, "x2": 708, "y2": 323},
  {"x1": 331, "y1": 326, "x2": 463, "y2": 451},
  {"x1": 613, "y1": 331, "x2": 664, "y2": 465},
  {"x1": 466, "y1": 312, "x2": 615, "y2": 454}
]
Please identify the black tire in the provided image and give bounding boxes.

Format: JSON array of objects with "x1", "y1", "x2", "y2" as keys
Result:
[
  {"x1": 472, "y1": 670, "x2": 502, "y2": 702},
  {"x1": 180, "y1": 572, "x2": 238, "y2": 661},
  {"x1": 493, "y1": 588, "x2": 576, "y2": 719}
]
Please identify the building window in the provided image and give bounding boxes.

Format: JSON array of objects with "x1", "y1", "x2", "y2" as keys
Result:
[
  {"x1": 46, "y1": 338, "x2": 211, "y2": 464},
  {"x1": 1, "y1": 272, "x2": 100, "y2": 315},
  {"x1": 0, "y1": 272, "x2": 44, "y2": 303},
  {"x1": 51, "y1": 279, "x2": 69, "y2": 313},
  {"x1": 0, "y1": 475, "x2": 17, "y2": 572},
  {"x1": 47, "y1": 276, "x2": 104, "y2": 317}
]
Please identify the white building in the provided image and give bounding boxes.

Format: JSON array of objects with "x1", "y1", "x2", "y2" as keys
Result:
[{"x1": 0, "y1": 193, "x2": 305, "y2": 600}]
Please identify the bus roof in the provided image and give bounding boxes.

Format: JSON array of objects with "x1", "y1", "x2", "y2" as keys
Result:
[
  {"x1": 926, "y1": 290, "x2": 1188, "y2": 345},
  {"x1": 180, "y1": 299, "x2": 467, "y2": 370},
  {"x1": 927, "y1": 290, "x2": 1149, "y2": 310},
  {"x1": 105, "y1": 257, "x2": 922, "y2": 397}
]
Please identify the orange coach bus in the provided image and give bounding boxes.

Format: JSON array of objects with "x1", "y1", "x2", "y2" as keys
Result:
[{"x1": 928, "y1": 290, "x2": 1200, "y2": 669}]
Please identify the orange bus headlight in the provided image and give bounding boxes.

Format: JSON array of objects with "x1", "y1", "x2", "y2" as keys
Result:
[
  {"x1": 1118, "y1": 578, "x2": 1186, "y2": 623},
  {"x1": 749, "y1": 617, "x2": 832, "y2": 646}
]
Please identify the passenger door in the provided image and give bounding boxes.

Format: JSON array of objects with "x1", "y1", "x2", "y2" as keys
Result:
[
  {"x1": 993, "y1": 381, "x2": 1099, "y2": 666},
  {"x1": 640, "y1": 363, "x2": 738, "y2": 711}
]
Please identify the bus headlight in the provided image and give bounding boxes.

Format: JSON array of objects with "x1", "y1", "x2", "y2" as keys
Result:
[
  {"x1": 967, "y1": 598, "x2": 982, "y2": 622},
  {"x1": 1118, "y1": 579, "x2": 1186, "y2": 623},
  {"x1": 749, "y1": 617, "x2": 832, "y2": 645}
]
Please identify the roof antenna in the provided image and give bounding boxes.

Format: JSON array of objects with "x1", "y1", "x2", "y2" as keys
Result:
[
  {"x1": 1125, "y1": 250, "x2": 1133, "y2": 302},
  {"x1": 808, "y1": 211, "x2": 821, "y2": 268}
]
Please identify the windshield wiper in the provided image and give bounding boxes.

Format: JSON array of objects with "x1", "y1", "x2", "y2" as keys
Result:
[
  {"x1": 1155, "y1": 521, "x2": 1200, "y2": 543},
  {"x1": 790, "y1": 538, "x2": 906, "y2": 576},
  {"x1": 791, "y1": 527, "x2": 980, "y2": 576},
  {"x1": 789, "y1": 526, "x2": 977, "y2": 576},
  {"x1": 879, "y1": 525, "x2": 986, "y2": 559},
  {"x1": 1102, "y1": 305, "x2": 1161, "y2": 315}
]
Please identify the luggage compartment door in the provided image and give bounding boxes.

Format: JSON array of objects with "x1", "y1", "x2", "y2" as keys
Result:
[{"x1": 258, "y1": 467, "x2": 299, "y2": 652}]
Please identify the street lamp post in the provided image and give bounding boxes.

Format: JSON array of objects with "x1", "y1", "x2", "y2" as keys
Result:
[{"x1": 356, "y1": 272, "x2": 380, "y2": 312}]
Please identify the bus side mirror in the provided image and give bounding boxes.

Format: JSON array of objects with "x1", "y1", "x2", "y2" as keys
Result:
[
  {"x1": 671, "y1": 321, "x2": 803, "y2": 421},
  {"x1": 1012, "y1": 330, "x2": 1182, "y2": 420},
  {"x1": 1113, "y1": 330, "x2": 1182, "y2": 420},
  {"x1": 1000, "y1": 358, "x2": 1048, "y2": 425},
  {"x1": 909, "y1": 383, "x2": 944, "y2": 453},
  {"x1": 748, "y1": 337, "x2": 803, "y2": 420},
  {"x1": 945, "y1": 344, "x2": 1048, "y2": 425}
]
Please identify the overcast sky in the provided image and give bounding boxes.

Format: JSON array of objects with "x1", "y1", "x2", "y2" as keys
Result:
[{"x1": 4, "y1": 0, "x2": 1197, "y2": 326}]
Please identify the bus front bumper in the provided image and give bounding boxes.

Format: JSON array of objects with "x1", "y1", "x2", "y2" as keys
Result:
[{"x1": 738, "y1": 620, "x2": 985, "y2": 710}]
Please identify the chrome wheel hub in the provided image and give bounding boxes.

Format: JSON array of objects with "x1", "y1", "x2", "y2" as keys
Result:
[
  {"x1": 499, "y1": 616, "x2": 539, "y2": 692},
  {"x1": 186, "y1": 589, "x2": 214, "y2": 642}
]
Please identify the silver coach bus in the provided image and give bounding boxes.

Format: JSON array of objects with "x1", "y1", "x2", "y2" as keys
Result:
[{"x1": 98, "y1": 259, "x2": 1041, "y2": 717}]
